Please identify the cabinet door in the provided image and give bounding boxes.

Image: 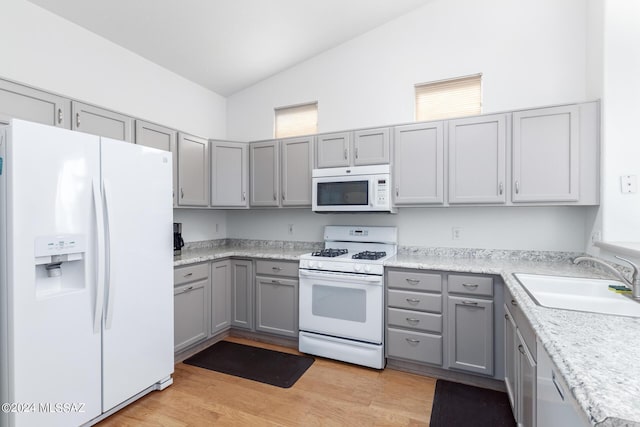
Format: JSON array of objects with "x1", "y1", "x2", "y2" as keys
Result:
[
  {"x1": 72, "y1": 101, "x2": 133, "y2": 142},
  {"x1": 353, "y1": 127, "x2": 390, "y2": 166},
  {"x1": 447, "y1": 296, "x2": 494, "y2": 376},
  {"x1": 0, "y1": 79, "x2": 70, "y2": 128},
  {"x1": 281, "y1": 136, "x2": 313, "y2": 206},
  {"x1": 512, "y1": 105, "x2": 579, "y2": 202},
  {"x1": 393, "y1": 122, "x2": 444, "y2": 205},
  {"x1": 504, "y1": 305, "x2": 518, "y2": 416},
  {"x1": 250, "y1": 141, "x2": 280, "y2": 206},
  {"x1": 256, "y1": 276, "x2": 298, "y2": 337},
  {"x1": 316, "y1": 132, "x2": 351, "y2": 168},
  {"x1": 517, "y1": 330, "x2": 537, "y2": 427},
  {"x1": 135, "y1": 120, "x2": 177, "y2": 206},
  {"x1": 177, "y1": 132, "x2": 209, "y2": 206},
  {"x1": 449, "y1": 114, "x2": 506, "y2": 204},
  {"x1": 211, "y1": 141, "x2": 248, "y2": 207},
  {"x1": 211, "y1": 261, "x2": 231, "y2": 335},
  {"x1": 174, "y1": 280, "x2": 208, "y2": 353},
  {"x1": 231, "y1": 260, "x2": 254, "y2": 330}
]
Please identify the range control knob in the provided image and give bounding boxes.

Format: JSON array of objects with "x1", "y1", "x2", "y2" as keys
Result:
[
  {"x1": 317, "y1": 262, "x2": 324, "y2": 269},
  {"x1": 309, "y1": 261, "x2": 317, "y2": 269},
  {"x1": 364, "y1": 265, "x2": 372, "y2": 273},
  {"x1": 354, "y1": 264, "x2": 362, "y2": 272}
]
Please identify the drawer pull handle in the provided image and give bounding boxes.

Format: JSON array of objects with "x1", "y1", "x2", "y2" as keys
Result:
[
  {"x1": 511, "y1": 299, "x2": 518, "y2": 307},
  {"x1": 552, "y1": 372, "x2": 565, "y2": 401},
  {"x1": 462, "y1": 283, "x2": 478, "y2": 289},
  {"x1": 406, "y1": 318, "x2": 420, "y2": 324},
  {"x1": 272, "y1": 267, "x2": 282, "y2": 271},
  {"x1": 183, "y1": 272, "x2": 193, "y2": 277},
  {"x1": 76, "y1": 112, "x2": 81, "y2": 128},
  {"x1": 405, "y1": 338, "x2": 420, "y2": 344},
  {"x1": 462, "y1": 301, "x2": 478, "y2": 306},
  {"x1": 504, "y1": 314, "x2": 509, "y2": 320},
  {"x1": 57, "y1": 108, "x2": 63, "y2": 124},
  {"x1": 180, "y1": 286, "x2": 194, "y2": 294},
  {"x1": 406, "y1": 298, "x2": 421, "y2": 304},
  {"x1": 271, "y1": 280, "x2": 281, "y2": 285},
  {"x1": 517, "y1": 344, "x2": 525, "y2": 355},
  {"x1": 406, "y1": 278, "x2": 420, "y2": 285}
]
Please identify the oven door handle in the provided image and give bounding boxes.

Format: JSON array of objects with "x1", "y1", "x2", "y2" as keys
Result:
[{"x1": 299, "y1": 270, "x2": 382, "y2": 283}]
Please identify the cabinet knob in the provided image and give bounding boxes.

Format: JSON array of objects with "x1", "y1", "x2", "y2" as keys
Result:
[
  {"x1": 273, "y1": 192, "x2": 277, "y2": 201},
  {"x1": 282, "y1": 192, "x2": 286, "y2": 201},
  {"x1": 180, "y1": 188, "x2": 184, "y2": 199},
  {"x1": 343, "y1": 148, "x2": 348, "y2": 160},
  {"x1": 396, "y1": 186, "x2": 399, "y2": 197},
  {"x1": 462, "y1": 300, "x2": 479, "y2": 306},
  {"x1": 272, "y1": 266, "x2": 282, "y2": 271},
  {"x1": 518, "y1": 344, "x2": 525, "y2": 355},
  {"x1": 511, "y1": 299, "x2": 518, "y2": 307},
  {"x1": 515, "y1": 180, "x2": 520, "y2": 194},
  {"x1": 406, "y1": 317, "x2": 420, "y2": 324},
  {"x1": 76, "y1": 112, "x2": 81, "y2": 128},
  {"x1": 499, "y1": 182, "x2": 504, "y2": 195},
  {"x1": 504, "y1": 314, "x2": 509, "y2": 320},
  {"x1": 242, "y1": 191, "x2": 246, "y2": 201},
  {"x1": 405, "y1": 338, "x2": 420, "y2": 344},
  {"x1": 355, "y1": 147, "x2": 359, "y2": 159},
  {"x1": 406, "y1": 298, "x2": 420, "y2": 304},
  {"x1": 57, "y1": 108, "x2": 63, "y2": 124},
  {"x1": 271, "y1": 280, "x2": 281, "y2": 285}
]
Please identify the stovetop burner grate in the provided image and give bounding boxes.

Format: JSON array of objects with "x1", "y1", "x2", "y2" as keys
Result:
[
  {"x1": 352, "y1": 251, "x2": 387, "y2": 260},
  {"x1": 311, "y1": 248, "x2": 348, "y2": 258}
]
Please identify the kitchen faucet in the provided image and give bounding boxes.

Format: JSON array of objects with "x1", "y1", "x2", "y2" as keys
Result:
[{"x1": 573, "y1": 255, "x2": 640, "y2": 300}]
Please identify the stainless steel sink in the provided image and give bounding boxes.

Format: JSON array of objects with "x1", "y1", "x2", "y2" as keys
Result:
[{"x1": 513, "y1": 273, "x2": 640, "y2": 318}]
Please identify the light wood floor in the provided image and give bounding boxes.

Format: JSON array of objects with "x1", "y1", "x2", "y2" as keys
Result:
[{"x1": 97, "y1": 336, "x2": 436, "y2": 426}]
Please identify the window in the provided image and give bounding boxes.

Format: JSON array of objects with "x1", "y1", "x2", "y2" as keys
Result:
[
  {"x1": 415, "y1": 74, "x2": 482, "y2": 121},
  {"x1": 274, "y1": 102, "x2": 318, "y2": 138}
]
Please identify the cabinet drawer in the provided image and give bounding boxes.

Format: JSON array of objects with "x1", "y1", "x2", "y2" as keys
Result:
[
  {"x1": 387, "y1": 308, "x2": 442, "y2": 333},
  {"x1": 174, "y1": 263, "x2": 209, "y2": 286},
  {"x1": 448, "y1": 274, "x2": 493, "y2": 297},
  {"x1": 387, "y1": 328, "x2": 442, "y2": 365},
  {"x1": 388, "y1": 270, "x2": 442, "y2": 292},
  {"x1": 255, "y1": 260, "x2": 298, "y2": 277},
  {"x1": 387, "y1": 290, "x2": 441, "y2": 313}
]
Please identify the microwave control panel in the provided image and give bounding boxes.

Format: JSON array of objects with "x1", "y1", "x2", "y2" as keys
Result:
[{"x1": 375, "y1": 178, "x2": 388, "y2": 206}]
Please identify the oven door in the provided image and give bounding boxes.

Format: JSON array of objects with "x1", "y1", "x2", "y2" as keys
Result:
[{"x1": 299, "y1": 269, "x2": 383, "y2": 344}]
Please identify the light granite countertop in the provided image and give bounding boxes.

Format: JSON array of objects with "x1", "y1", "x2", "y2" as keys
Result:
[{"x1": 174, "y1": 243, "x2": 640, "y2": 426}]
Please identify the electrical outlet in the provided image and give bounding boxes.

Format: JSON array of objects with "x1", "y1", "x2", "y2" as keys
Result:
[
  {"x1": 621, "y1": 175, "x2": 637, "y2": 194},
  {"x1": 288, "y1": 224, "x2": 294, "y2": 235},
  {"x1": 591, "y1": 230, "x2": 602, "y2": 243},
  {"x1": 452, "y1": 227, "x2": 462, "y2": 240},
  {"x1": 215, "y1": 223, "x2": 219, "y2": 233}
]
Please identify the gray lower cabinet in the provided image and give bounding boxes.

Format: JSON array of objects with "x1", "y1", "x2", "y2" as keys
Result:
[
  {"x1": 446, "y1": 274, "x2": 494, "y2": 376},
  {"x1": 0, "y1": 79, "x2": 70, "y2": 128},
  {"x1": 211, "y1": 260, "x2": 231, "y2": 335},
  {"x1": 386, "y1": 269, "x2": 443, "y2": 365},
  {"x1": 173, "y1": 263, "x2": 210, "y2": 353},
  {"x1": 230, "y1": 259, "x2": 253, "y2": 330},
  {"x1": 505, "y1": 286, "x2": 537, "y2": 427},
  {"x1": 134, "y1": 120, "x2": 177, "y2": 206},
  {"x1": 255, "y1": 260, "x2": 298, "y2": 337},
  {"x1": 178, "y1": 132, "x2": 209, "y2": 206},
  {"x1": 447, "y1": 296, "x2": 494, "y2": 375},
  {"x1": 71, "y1": 101, "x2": 133, "y2": 142}
]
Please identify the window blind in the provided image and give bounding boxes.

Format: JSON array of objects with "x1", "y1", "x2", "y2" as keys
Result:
[
  {"x1": 415, "y1": 74, "x2": 482, "y2": 121},
  {"x1": 275, "y1": 102, "x2": 318, "y2": 138}
]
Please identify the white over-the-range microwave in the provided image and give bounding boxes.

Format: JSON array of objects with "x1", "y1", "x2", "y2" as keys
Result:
[{"x1": 312, "y1": 164, "x2": 396, "y2": 213}]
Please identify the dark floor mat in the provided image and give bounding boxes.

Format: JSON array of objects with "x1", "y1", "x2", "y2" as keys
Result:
[
  {"x1": 429, "y1": 379, "x2": 516, "y2": 427},
  {"x1": 183, "y1": 340, "x2": 314, "y2": 388}
]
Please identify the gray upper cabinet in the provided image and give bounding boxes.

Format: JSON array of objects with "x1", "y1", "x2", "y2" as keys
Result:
[
  {"x1": 0, "y1": 79, "x2": 70, "y2": 128},
  {"x1": 353, "y1": 127, "x2": 390, "y2": 166},
  {"x1": 393, "y1": 122, "x2": 444, "y2": 205},
  {"x1": 281, "y1": 136, "x2": 313, "y2": 206},
  {"x1": 211, "y1": 260, "x2": 231, "y2": 335},
  {"x1": 135, "y1": 120, "x2": 177, "y2": 206},
  {"x1": 449, "y1": 114, "x2": 507, "y2": 204},
  {"x1": 316, "y1": 131, "x2": 351, "y2": 168},
  {"x1": 250, "y1": 141, "x2": 280, "y2": 207},
  {"x1": 177, "y1": 132, "x2": 209, "y2": 206},
  {"x1": 512, "y1": 105, "x2": 579, "y2": 203},
  {"x1": 211, "y1": 141, "x2": 248, "y2": 208},
  {"x1": 72, "y1": 101, "x2": 133, "y2": 142}
]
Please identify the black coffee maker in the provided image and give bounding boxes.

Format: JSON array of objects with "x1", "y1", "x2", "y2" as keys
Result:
[{"x1": 173, "y1": 222, "x2": 184, "y2": 256}]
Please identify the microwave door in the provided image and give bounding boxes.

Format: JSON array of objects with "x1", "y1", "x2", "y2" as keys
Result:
[{"x1": 314, "y1": 178, "x2": 370, "y2": 211}]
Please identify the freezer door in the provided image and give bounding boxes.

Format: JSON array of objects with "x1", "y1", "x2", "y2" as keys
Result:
[
  {"x1": 99, "y1": 138, "x2": 174, "y2": 412},
  {"x1": 3, "y1": 120, "x2": 102, "y2": 426}
]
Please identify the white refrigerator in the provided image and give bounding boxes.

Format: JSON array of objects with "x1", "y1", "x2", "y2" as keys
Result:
[{"x1": 0, "y1": 119, "x2": 174, "y2": 427}]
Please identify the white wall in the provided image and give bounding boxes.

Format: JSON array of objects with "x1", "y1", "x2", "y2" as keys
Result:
[
  {"x1": 599, "y1": 1, "x2": 640, "y2": 243},
  {"x1": 224, "y1": 0, "x2": 592, "y2": 252},
  {"x1": 226, "y1": 207, "x2": 589, "y2": 251},
  {"x1": 0, "y1": 0, "x2": 226, "y2": 139},
  {"x1": 227, "y1": 0, "x2": 588, "y2": 141}
]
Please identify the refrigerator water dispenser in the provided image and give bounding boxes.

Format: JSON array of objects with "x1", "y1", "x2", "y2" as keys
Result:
[{"x1": 34, "y1": 234, "x2": 86, "y2": 296}]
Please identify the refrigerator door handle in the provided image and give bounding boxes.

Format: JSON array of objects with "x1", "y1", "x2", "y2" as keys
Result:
[
  {"x1": 103, "y1": 180, "x2": 115, "y2": 330},
  {"x1": 92, "y1": 179, "x2": 106, "y2": 334}
]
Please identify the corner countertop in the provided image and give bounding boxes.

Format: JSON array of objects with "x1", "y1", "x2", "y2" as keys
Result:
[{"x1": 174, "y1": 244, "x2": 640, "y2": 426}]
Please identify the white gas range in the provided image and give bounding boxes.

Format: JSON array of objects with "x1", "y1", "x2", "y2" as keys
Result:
[{"x1": 298, "y1": 226, "x2": 397, "y2": 369}]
